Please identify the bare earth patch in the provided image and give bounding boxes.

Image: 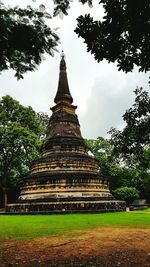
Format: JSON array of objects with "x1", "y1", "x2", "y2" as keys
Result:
[{"x1": 0, "y1": 227, "x2": 150, "y2": 266}]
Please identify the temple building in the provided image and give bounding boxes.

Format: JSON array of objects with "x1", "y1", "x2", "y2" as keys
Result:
[{"x1": 6, "y1": 55, "x2": 125, "y2": 213}]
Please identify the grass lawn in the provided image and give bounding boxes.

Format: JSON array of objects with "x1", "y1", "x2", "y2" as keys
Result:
[
  {"x1": 0, "y1": 212, "x2": 150, "y2": 242},
  {"x1": 140, "y1": 208, "x2": 150, "y2": 212}
]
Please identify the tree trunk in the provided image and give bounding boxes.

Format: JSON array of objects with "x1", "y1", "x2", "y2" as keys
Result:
[{"x1": 2, "y1": 187, "x2": 8, "y2": 208}]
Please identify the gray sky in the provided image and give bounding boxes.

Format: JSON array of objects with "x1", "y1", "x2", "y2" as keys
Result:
[{"x1": 0, "y1": 0, "x2": 150, "y2": 139}]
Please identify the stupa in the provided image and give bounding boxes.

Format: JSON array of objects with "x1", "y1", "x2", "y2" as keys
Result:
[{"x1": 6, "y1": 54, "x2": 125, "y2": 213}]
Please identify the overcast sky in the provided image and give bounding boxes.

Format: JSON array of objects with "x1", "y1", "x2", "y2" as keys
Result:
[{"x1": 0, "y1": 0, "x2": 150, "y2": 139}]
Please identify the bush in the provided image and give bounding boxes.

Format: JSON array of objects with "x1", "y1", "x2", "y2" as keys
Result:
[
  {"x1": 143, "y1": 174, "x2": 150, "y2": 202},
  {"x1": 112, "y1": 186, "x2": 140, "y2": 205}
]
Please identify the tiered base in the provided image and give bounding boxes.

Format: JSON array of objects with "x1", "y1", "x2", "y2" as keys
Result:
[{"x1": 6, "y1": 199, "x2": 126, "y2": 214}]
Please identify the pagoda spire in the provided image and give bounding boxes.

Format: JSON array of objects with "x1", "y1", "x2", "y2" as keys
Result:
[{"x1": 54, "y1": 52, "x2": 73, "y2": 104}]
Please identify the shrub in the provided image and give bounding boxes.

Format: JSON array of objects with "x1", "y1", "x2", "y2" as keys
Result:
[{"x1": 112, "y1": 186, "x2": 140, "y2": 205}]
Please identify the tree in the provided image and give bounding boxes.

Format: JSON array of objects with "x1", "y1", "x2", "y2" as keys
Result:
[
  {"x1": 51, "y1": 1, "x2": 150, "y2": 76},
  {"x1": 109, "y1": 87, "x2": 150, "y2": 201},
  {"x1": 0, "y1": 3, "x2": 59, "y2": 79},
  {"x1": 86, "y1": 137, "x2": 141, "y2": 193},
  {"x1": 143, "y1": 171, "x2": 150, "y2": 202},
  {"x1": 2, "y1": 1, "x2": 150, "y2": 79},
  {"x1": 52, "y1": 0, "x2": 93, "y2": 16},
  {"x1": 85, "y1": 137, "x2": 114, "y2": 177},
  {"x1": 112, "y1": 186, "x2": 140, "y2": 205},
  {"x1": 86, "y1": 95, "x2": 150, "y2": 200},
  {"x1": 37, "y1": 112, "x2": 49, "y2": 140},
  {"x1": 75, "y1": 0, "x2": 150, "y2": 78},
  {"x1": 0, "y1": 95, "x2": 47, "y2": 207},
  {"x1": 109, "y1": 87, "x2": 150, "y2": 167}
]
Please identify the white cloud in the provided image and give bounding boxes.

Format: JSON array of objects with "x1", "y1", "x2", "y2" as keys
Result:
[{"x1": 80, "y1": 68, "x2": 150, "y2": 138}]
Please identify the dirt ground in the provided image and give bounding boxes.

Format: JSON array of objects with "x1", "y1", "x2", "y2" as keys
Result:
[{"x1": 0, "y1": 227, "x2": 150, "y2": 267}]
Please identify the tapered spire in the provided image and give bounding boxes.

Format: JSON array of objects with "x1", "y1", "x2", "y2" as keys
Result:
[{"x1": 54, "y1": 52, "x2": 73, "y2": 104}]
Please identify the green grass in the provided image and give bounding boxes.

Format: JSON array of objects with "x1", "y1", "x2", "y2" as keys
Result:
[
  {"x1": 143, "y1": 208, "x2": 150, "y2": 212},
  {"x1": 0, "y1": 212, "x2": 150, "y2": 242},
  {"x1": 137, "y1": 208, "x2": 150, "y2": 212}
]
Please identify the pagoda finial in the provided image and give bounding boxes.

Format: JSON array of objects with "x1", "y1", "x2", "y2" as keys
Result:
[
  {"x1": 54, "y1": 53, "x2": 73, "y2": 104},
  {"x1": 60, "y1": 50, "x2": 66, "y2": 71},
  {"x1": 61, "y1": 50, "x2": 65, "y2": 58}
]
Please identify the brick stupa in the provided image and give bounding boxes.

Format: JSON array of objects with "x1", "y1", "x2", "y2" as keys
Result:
[{"x1": 6, "y1": 55, "x2": 125, "y2": 213}]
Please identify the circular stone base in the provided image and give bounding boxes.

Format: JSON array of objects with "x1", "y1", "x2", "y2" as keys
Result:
[{"x1": 6, "y1": 200, "x2": 126, "y2": 214}]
